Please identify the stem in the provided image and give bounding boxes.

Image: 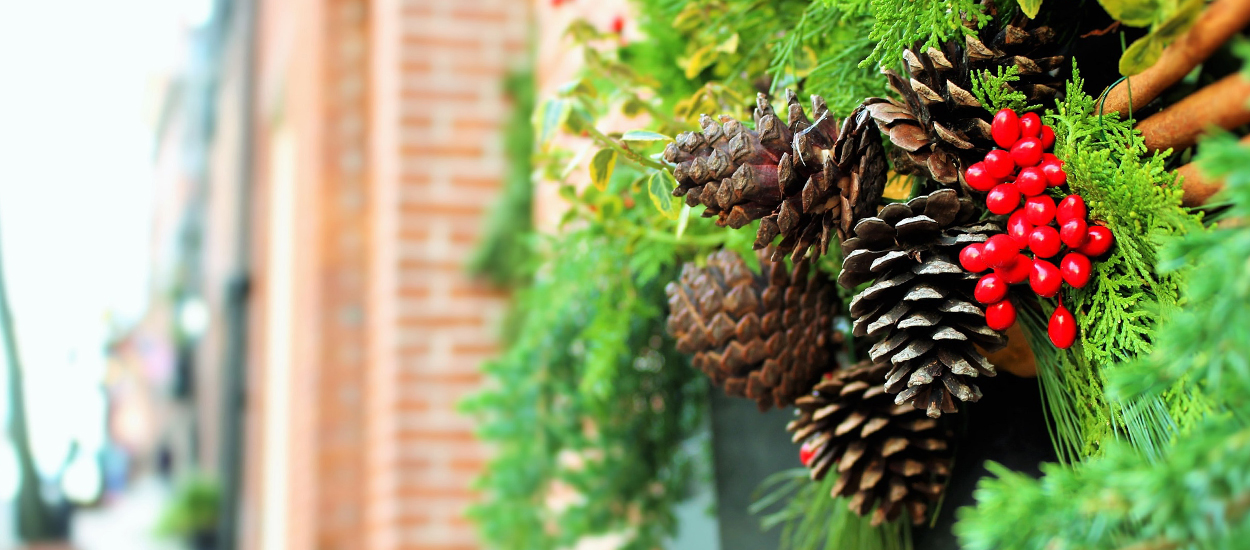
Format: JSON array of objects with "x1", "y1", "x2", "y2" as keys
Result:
[
  {"x1": 584, "y1": 124, "x2": 669, "y2": 171},
  {"x1": 1101, "y1": 0, "x2": 1250, "y2": 116},
  {"x1": 1138, "y1": 73, "x2": 1250, "y2": 153},
  {"x1": 1173, "y1": 134, "x2": 1250, "y2": 206}
]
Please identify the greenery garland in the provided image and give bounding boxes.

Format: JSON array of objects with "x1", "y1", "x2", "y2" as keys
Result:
[{"x1": 465, "y1": 0, "x2": 1250, "y2": 548}]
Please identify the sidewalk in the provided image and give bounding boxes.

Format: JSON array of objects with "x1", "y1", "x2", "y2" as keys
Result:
[{"x1": 70, "y1": 478, "x2": 179, "y2": 550}]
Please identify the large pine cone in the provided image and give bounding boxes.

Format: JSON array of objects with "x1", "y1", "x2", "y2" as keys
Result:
[
  {"x1": 789, "y1": 360, "x2": 952, "y2": 526},
  {"x1": 866, "y1": 17, "x2": 1066, "y2": 184},
  {"x1": 838, "y1": 189, "x2": 1006, "y2": 418},
  {"x1": 665, "y1": 248, "x2": 841, "y2": 410},
  {"x1": 663, "y1": 91, "x2": 888, "y2": 261}
]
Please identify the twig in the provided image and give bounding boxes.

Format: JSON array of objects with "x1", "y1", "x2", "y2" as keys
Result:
[
  {"x1": 1080, "y1": 21, "x2": 1120, "y2": 38},
  {"x1": 583, "y1": 125, "x2": 670, "y2": 171},
  {"x1": 1101, "y1": 0, "x2": 1250, "y2": 117},
  {"x1": 1138, "y1": 73, "x2": 1250, "y2": 153},
  {"x1": 1174, "y1": 134, "x2": 1250, "y2": 206}
]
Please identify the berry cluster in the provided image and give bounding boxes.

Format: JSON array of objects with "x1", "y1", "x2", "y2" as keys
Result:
[{"x1": 958, "y1": 109, "x2": 1115, "y2": 349}]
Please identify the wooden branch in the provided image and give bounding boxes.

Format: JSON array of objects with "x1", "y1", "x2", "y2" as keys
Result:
[
  {"x1": 979, "y1": 323, "x2": 1037, "y2": 378},
  {"x1": 1174, "y1": 134, "x2": 1250, "y2": 206},
  {"x1": 1138, "y1": 74, "x2": 1250, "y2": 153},
  {"x1": 1101, "y1": 0, "x2": 1250, "y2": 117}
]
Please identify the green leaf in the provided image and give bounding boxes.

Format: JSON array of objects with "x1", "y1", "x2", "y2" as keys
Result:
[
  {"x1": 620, "y1": 130, "x2": 673, "y2": 144},
  {"x1": 589, "y1": 149, "x2": 617, "y2": 191},
  {"x1": 684, "y1": 44, "x2": 717, "y2": 80},
  {"x1": 1153, "y1": 0, "x2": 1204, "y2": 42},
  {"x1": 1098, "y1": 0, "x2": 1162, "y2": 26},
  {"x1": 716, "y1": 33, "x2": 740, "y2": 54},
  {"x1": 647, "y1": 170, "x2": 680, "y2": 219},
  {"x1": 535, "y1": 98, "x2": 569, "y2": 152},
  {"x1": 675, "y1": 203, "x2": 692, "y2": 239},
  {"x1": 1017, "y1": 0, "x2": 1043, "y2": 19},
  {"x1": 1120, "y1": 33, "x2": 1165, "y2": 75},
  {"x1": 556, "y1": 78, "x2": 598, "y2": 99}
]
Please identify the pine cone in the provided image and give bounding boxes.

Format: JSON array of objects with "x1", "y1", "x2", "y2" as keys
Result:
[
  {"x1": 789, "y1": 360, "x2": 952, "y2": 526},
  {"x1": 838, "y1": 189, "x2": 1006, "y2": 417},
  {"x1": 665, "y1": 248, "x2": 841, "y2": 410},
  {"x1": 866, "y1": 18, "x2": 1066, "y2": 184},
  {"x1": 663, "y1": 91, "x2": 888, "y2": 261}
]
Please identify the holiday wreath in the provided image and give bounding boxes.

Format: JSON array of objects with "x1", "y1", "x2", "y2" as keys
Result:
[{"x1": 464, "y1": 0, "x2": 1250, "y2": 548}]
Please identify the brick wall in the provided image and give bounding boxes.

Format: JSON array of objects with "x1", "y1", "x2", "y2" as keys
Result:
[{"x1": 366, "y1": 1, "x2": 527, "y2": 547}]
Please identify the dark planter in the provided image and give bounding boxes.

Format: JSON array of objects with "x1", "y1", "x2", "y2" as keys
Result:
[{"x1": 189, "y1": 529, "x2": 217, "y2": 550}]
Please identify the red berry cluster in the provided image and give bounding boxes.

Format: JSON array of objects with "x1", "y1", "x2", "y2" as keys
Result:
[{"x1": 959, "y1": 109, "x2": 1115, "y2": 350}]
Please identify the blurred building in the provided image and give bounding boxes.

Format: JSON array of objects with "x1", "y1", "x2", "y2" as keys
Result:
[{"x1": 145, "y1": 0, "x2": 528, "y2": 549}]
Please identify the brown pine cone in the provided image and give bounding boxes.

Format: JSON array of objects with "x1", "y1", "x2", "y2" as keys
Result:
[
  {"x1": 789, "y1": 360, "x2": 953, "y2": 526},
  {"x1": 866, "y1": 17, "x2": 1067, "y2": 185},
  {"x1": 838, "y1": 189, "x2": 1006, "y2": 418},
  {"x1": 663, "y1": 91, "x2": 887, "y2": 261},
  {"x1": 665, "y1": 248, "x2": 841, "y2": 410}
]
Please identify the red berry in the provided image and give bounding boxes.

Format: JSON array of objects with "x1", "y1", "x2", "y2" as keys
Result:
[
  {"x1": 1060, "y1": 218, "x2": 1088, "y2": 248},
  {"x1": 996, "y1": 254, "x2": 1033, "y2": 284},
  {"x1": 1076, "y1": 225, "x2": 1115, "y2": 257},
  {"x1": 1029, "y1": 225, "x2": 1062, "y2": 258},
  {"x1": 612, "y1": 15, "x2": 625, "y2": 34},
  {"x1": 1008, "y1": 210, "x2": 1033, "y2": 248},
  {"x1": 1011, "y1": 137, "x2": 1044, "y2": 167},
  {"x1": 1048, "y1": 304, "x2": 1077, "y2": 349},
  {"x1": 1019, "y1": 112, "x2": 1042, "y2": 138},
  {"x1": 986, "y1": 183, "x2": 1022, "y2": 215},
  {"x1": 984, "y1": 150, "x2": 1016, "y2": 179},
  {"x1": 799, "y1": 440, "x2": 817, "y2": 466},
  {"x1": 1016, "y1": 166, "x2": 1048, "y2": 196},
  {"x1": 992, "y1": 109, "x2": 1021, "y2": 149},
  {"x1": 975, "y1": 273, "x2": 1009, "y2": 304},
  {"x1": 1060, "y1": 252, "x2": 1092, "y2": 288},
  {"x1": 1040, "y1": 125, "x2": 1056, "y2": 149},
  {"x1": 1042, "y1": 153, "x2": 1062, "y2": 165},
  {"x1": 1057, "y1": 195, "x2": 1087, "y2": 223},
  {"x1": 965, "y1": 162, "x2": 999, "y2": 192},
  {"x1": 959, "y1": 243, "x2": 989, "y2": 273},
  {"x1": 1024, "y1": 195, "x2": 1056, "y2": 225},
  {"x1": 1042, "y1": 163, "x2": 1067, "y2": 187},
  {"x1": 982, "y1": 234, "x2": 1020, "y2": 269},
  {"x1": 986, "y1": 299, "x2": 1017, "y2": 331},
  {"x1": 1030, "y1": 259, "x2": 1063, "y2": 298}
]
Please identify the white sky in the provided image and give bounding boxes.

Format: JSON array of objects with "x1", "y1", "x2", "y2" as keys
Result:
[{"x1": 0, "y1": 0, "x2": 210, "y2": 476}]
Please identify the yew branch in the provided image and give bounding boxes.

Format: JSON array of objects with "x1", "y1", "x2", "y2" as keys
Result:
[
  {"x1": 1174, "y1": 134, "x2": 1250, "y2": 206},
  {"x1": 1101, "y1": 0, "x2": 1250, "y2": 117}
]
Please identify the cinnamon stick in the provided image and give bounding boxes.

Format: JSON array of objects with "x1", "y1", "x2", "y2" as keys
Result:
[
  {"x1": 1174, "y1": 133, "x2": 1250, "y2": 206},
  {"x1": 1138, "y1": 73, "x2": 1250, "y2": 153},
  {"x1": 1101, "y1": 0, "x2": 1250, "y2": 117}
]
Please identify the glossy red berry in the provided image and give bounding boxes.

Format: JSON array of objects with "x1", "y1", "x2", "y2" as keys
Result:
[
  {"x1": 986, "y1": 299, "x2": 1017, "y2": 331},
  {"x1": 1060, "y1": 252, "x2": 1092, "y2": 288},
  {"x1": 986, "y1": 183, "x2": 1022, "y2": 215},
  {"x1": 612, "y1": 15, "x2": 625, "y2": 33},
  {"x1": 996, "y1": 254, "x2": 1033, "y2": 284},
  {"x1": 1028, "y1": 225, "x2": 1062, "y2": 258},
  {"x1": 1056, "y1": 195, "x2": 1087, "y2": 223},
  {"x1": 975, "y1": 273, "x2": 1009, "y2": 304},
  {"x1": 1076, "y1": 225, "x2": 1115, "y2": 257},
  {"x1": 1039, "y1": 125, "x2": 1056, "y2": 149},
  {"x1": 1041, "y1": 163, "x2": 1067, "y2": 187},
  {"x1": 1048, "y1": 304, "x2": 1077, "y2": 349},
  {"x1": 960, "y1": 243, "x2": 989, "y2": 273},
  {"x1": 1016, "y1": 166, "x2": 1048, "y2": 196},
  {"x1": 1019, "y1": 112, "x2": 1042, "y2": 138},
  {"x1": 1011, "y1": 137, "x2": 1044, "y2": 167},
  {"x1": 1060, "y1": 218, "x2": 1088, "y2": 248},
  {"x1": 965, "y1": 162, "x2": 998, "y2": 192},
  {"x1": 982, "y1": 234, "x2": 1020, "y2": 269},
  {"x1": 1024, "y1": 195, "x2": 1056, "y2": 225},
  {"x1": 992, "y1": 109, "x2": 1021, "y2": 149},
  {"x1": 984, "y1": 150, "x2": 1016, "y2": 179},
  {"x1": 1008, "y1": 210, "x2": 1033, "y2": 248},
  {"x1": 1042, "y1": 153, "x2": 1061, "y2": 165},
  {"x1": 799, "y1": 440, "x2": 817, "y2": 466},
  {"x1": 1030, "y1": 259, "x2": 1063, "y2": 298}
]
